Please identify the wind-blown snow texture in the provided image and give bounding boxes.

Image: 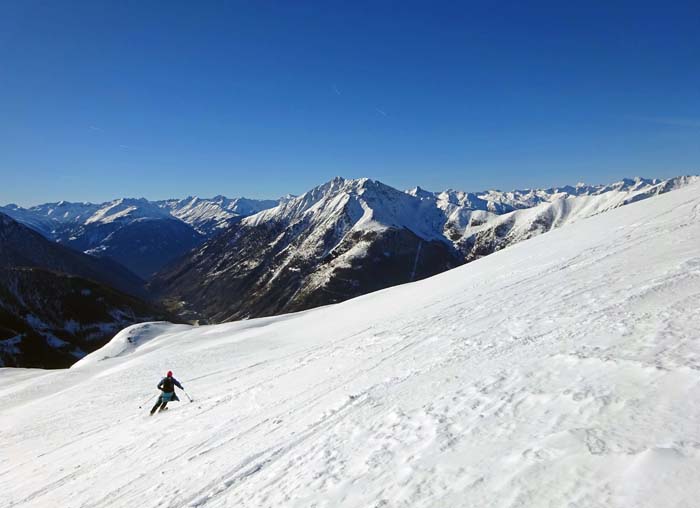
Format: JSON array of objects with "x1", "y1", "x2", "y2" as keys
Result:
[{"x1": 3, "y1": 183, "x2": 700, "y2": 507}]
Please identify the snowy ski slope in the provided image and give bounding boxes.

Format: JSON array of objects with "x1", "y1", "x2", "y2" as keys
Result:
[{"x1": 2, "y1": 182, "x2": 700, "y2": 508}]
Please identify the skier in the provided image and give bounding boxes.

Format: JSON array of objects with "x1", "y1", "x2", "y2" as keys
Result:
[{"x1": 150, "y1": 371, "x2": 184, "y2": 415}]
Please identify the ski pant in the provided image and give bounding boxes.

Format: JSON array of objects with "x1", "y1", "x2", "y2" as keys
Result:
[{"x1": 150, "y1": 392, "x2": 173, "y2": 413}]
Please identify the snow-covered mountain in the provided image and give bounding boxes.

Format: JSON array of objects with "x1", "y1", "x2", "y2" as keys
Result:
[
  {"x1": 0, "y1": 212, "x2": 145, "y2": 297},
  {"x1": 433, "y1": 176, "x2": 699, "y2": 260},
  {"x1": 153, "y1": 175, "x2": 697, "y2": 322},
  {"x1": 0, "y1": 196, "x2": 279, "y2": 278},
  {"x1": 152, "y1": 177, "x2": 463, "y2": 321},
  {"x1": 158, "y1": 196, "x2": 279, "y2": 236},
  {"x1": 3, "y1": 181, "x2": 699, "y2": 507},
  {"x1": 49, "y1": 198, "x2": 205, "y2": 278},
  {"x1": 0, "y1": 213, "x2": 171, "y2": 368}
]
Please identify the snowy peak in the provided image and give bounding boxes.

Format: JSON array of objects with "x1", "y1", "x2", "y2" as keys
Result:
[
  {"x1": 245, "y1": 177, "x2": 447, "y2": 242},
  {"x1": 5, "y1": 181, "x2": 700, "y2": 506},
  {"x1": 449, "y1": 175, "x2": 700, "y2": 262},
  {"x1": 31, "y1": 201, "x2": 101, "y2": 224},
  {"x1": 0, "y1": 194, "x2": 280, "y2": 276},
  {"x1": 246, "y1": 174, "x2": 699, "y2": 248},
  {"x1": 406, "y1": 186, "x2": 434, "y2": 200},
  {"x1": 407, "y1": 175, "x2": 700, "y2": 217},
  {"x1": 157, "y1": 195, "x2": 278, "y2": 235},
  {"x1": 85, "y1": 198, "x2": 170, "y2": 225},
  {"x1": 594, "y1": 176, "x2": 657, "y2": 194},
  {"x1": 246, "y1": 176, "x2": 358, "y2": 222},
  {"x1": 153, "y1": 177, "x2": 463, "y2": 321},
  {"x1": 154, "y1": 173, "x2": 699, "y2": 323},
  {"x1": 1, "y1": 195, "x2": 279, "y2": 236}
]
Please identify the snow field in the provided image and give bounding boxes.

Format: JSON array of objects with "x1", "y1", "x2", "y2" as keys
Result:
[{"x1": 2, "y1": 183, "x2": 700, "y2": 507}]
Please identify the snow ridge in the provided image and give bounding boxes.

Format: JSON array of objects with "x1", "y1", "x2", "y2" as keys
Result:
[
  {"x1": 3, "y1": 181, "x2": 700, "y2": 507},
  {"x1": 242, "y1": 174, "x2": 699, "y2": 256},
  {"x1": 0, "y1": 195, "x2": 280, "y2": 237},
  {"x1": 153, "y1": 175, "x2": 699, "y2": 322},
  {"x1": 245, "y1": 177, "x2": 447, "y2": 242}
]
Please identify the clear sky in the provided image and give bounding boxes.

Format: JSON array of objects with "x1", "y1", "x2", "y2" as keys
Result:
[{"x1": 1, "y1": 1, "x2": 699, "y2": 206}]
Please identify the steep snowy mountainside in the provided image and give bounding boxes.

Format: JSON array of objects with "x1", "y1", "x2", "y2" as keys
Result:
[
  {"x1": 413, "y1": 175, "x2": 699, "y2": 241},
  {"x1": 152, "y1": 177, "x2": 460, "y2": 321},
  {"x1": 0, "y1": 195, "x2": 279, "y2": 277},
  {"x1": 0, "y1": 201, "x2": 101, "y2": 240},
  {"x1": 83, "y1": 198, "x2": 171, "y2": 225},
  {"x1": 406, "y1": 175, "x2": 700, "y2": 255},
  {"x1": 246, "y1": 175, "x2": 695, "y2": 246},
  {"x1": 29, "y1": 198, "x2": 208, "y2": 278},
  {"x1": 30, "y1": 200, "x2": 101, "y2": 224},
  {"x1": 3, "y1": 182, "x2": 700, "y2": 507},
  {"x1": 245, "y1": 177, "x2": 446, "y2": 241},
  {"x1": 159, "y1": 196, "x2": 278, "y2": 235},
  {"x1": 154, "y1": 175, "x2": 697, "y2": 323},
  {"x1": 0, "y1": 195, "x2": 279, "y2": 238},
  {"x1": 454, "y1": 175, "x2": 700, "y2": 260}
]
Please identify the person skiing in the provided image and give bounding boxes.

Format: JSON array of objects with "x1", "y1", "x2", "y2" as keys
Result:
[{"x1": 150, "y1": 370, "x2": 184, "y2": 415}]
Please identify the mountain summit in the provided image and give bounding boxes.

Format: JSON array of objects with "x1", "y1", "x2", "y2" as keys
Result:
[
  {"x1": 152, "y1": 177, "x2": 461, "y2": 321},
  {"x1": 152, "y1": 175, "x2": 698, "y2": 322},
  {"x1": 0, "y1": 195, "x2": 279, "y2": 277},
  {"x1": 4, "y1": 180, "x2": 699, "y2": 506}
]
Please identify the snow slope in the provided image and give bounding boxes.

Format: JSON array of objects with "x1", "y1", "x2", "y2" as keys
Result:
[
  {"x1": 152, "y1": 177, "x2": 461, "y2": 321},
  {"x1": 435, "y1": 175, "x2": 698, "y2": 245},
  {"x1": 0, "y1": 196, "x2": 279, "y2": 239},
  {"x1": 0, "y1": 196, "x2": 279, "y2": 276},
  {"x1": 2, "y1": 183, "x2": 700, "y2": 507},
  {"x1": 155, "y1": 175, "x2": 697, "y2": 322},
  {"x1": 159, "y1": 196, "x2": 279, "y2": 235},
  {"x1": 246, "y1": 177, "x2": 446, "y2": 241}
]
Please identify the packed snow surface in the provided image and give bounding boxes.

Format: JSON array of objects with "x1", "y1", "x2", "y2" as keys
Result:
[{"x1": 3, "y1": 183, "x2": 700, "y2": 507}]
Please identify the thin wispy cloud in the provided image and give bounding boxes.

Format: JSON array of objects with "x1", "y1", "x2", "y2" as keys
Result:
[
  {"x1": 332, "y1": 84, "x2": 341, "y2": 96},
  {"x1": 89, "y1": 125, "x2": 103, "y2": 132},
  {"x1": 119, "y1": 144, "x2": 130, "y2": 150},
  {"x1": 375, "y1": 108, "x2": 388, "y2": 117}
]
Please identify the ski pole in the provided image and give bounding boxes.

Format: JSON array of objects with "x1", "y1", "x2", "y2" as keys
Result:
[
  {"x1": 183, "y1": 390, "x2": 194, "y2": 402},
  {"x1": 139, "y1": 394, "x2": 157, "y2": 409}
]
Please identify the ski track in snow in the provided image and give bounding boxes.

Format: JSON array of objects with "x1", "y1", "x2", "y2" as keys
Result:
[{"x1": 2, "y1": 184, "x2": 700, "y2": 507}]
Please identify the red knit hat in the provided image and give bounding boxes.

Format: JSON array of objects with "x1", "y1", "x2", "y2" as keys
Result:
[{"x1": 167, "y1": 371, "x2": 173, "y2": 377}]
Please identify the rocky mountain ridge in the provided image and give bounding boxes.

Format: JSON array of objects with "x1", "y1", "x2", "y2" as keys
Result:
[
  {"x1": 152, "y1": 175, "x2": 698, "y2": 322},
  {"x1": 0, "y1": 196, "x2": 279, "y2": 277}
]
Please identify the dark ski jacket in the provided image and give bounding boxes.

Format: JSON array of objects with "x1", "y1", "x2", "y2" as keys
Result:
[{"x1": 158, "y1": 376, "x2": 183, "y2": 397}]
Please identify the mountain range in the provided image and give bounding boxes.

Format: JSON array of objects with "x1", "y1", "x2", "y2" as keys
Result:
[
  {"x1": 152, "y1": 175, "x2": 698, "y2": 321},
  {"x1": 0, "y1": 196, "x2": 278, "y2": 277},
  {"x1": 2, "y1": 175, "x2": 697, "y2": 367},
  {"x1": 0, "y1": 213, "x2": 171, "y2": 367},
  {"x1": 4, "y1": 178, "x2": 699, "y2": 506}
]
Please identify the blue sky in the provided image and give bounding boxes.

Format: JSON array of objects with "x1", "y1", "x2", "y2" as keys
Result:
[{"x1": 1, "y1": 1, "x2": 698, "y2": 206}]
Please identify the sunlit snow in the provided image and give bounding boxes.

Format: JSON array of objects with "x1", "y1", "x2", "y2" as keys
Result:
[{"x1": 2, "y1": 183, "x2": 699, "y2": 507}]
